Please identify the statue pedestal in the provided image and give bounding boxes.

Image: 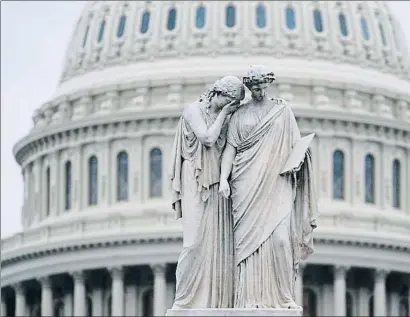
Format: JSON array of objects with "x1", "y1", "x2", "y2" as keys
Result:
[{"x1": 166, "y1": 308, "x2": 303, "y2": 316}]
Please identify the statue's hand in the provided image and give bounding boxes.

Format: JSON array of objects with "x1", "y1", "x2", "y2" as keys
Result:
[
  {"x1": 223, "y1": 99, "x2": 241, "y2": 115},
  {"x1": 218, "y1": 179, "x2": 231, "y2": 198}
]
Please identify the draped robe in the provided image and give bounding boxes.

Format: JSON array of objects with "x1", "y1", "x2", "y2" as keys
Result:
[
  {"x1": 227, "y1": 99, "x2": 318, "y2": 308},
  {"x1": 170, "y1": 101, "x2": 234, "y2": 309}
]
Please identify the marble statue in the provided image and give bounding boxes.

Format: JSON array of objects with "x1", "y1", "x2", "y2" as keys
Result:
[
  {"x1": 168, "y1": 66, "x2": 318, "y2": 316},
  {"x1": 170, "y1": 76, "x2": 246, "y2": 309},
  {"x1": 219, "y1": 65, "x2": 319, "y2": 309}
]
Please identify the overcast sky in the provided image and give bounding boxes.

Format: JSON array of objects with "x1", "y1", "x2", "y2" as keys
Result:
[{"x1": 1, "y1": 1, "x2": 410, "y2": 239}]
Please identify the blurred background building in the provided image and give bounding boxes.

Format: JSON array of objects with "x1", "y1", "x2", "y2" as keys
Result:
[{"x1": 1, "y1": 1, "x2": 410, "y2": 316}]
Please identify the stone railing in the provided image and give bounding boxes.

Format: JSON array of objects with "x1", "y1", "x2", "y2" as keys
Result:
[
  {"x1": 2, "y1": 206, "x2": 409, "y2": 262},
  {"x1": 30, "y1": 81, "x2": 410, "y2": 132},
  {"x1": 1, "y1": 210, "x2": 181, "y2": 261}
]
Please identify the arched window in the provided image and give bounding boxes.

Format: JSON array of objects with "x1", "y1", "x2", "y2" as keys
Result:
[
  {"x1": 392, "y1": 159, "x2": 401, "y2": 208},
  {"x1": 140, "y1": 10, "x2": 150, "y2": 34},
  {"x1": 333, "y1": 150, "x2": 345, "y2": 200},
  {"x1": 167, "y1": 7, "x2": 177, "y2": 31},
  {"x1": 226, "y1": 5, "x2": 236, "y2": 28},
  {"x1": 256, "y1": 4, "x2": 266, "y2": 28},
  {"x1": 116, "y1": 15, "x2": 126, "y2": 38},
  {"x1": 285, "y1": 6, "x2": 296, "y2": 30},
  {"x1": 65, "y1": 161, "x2": 72, "y2": 210},
  {"x1": 339, "y1": 13, "x2": 348, "y2": 36},
  {"x1": 142, "y1": 288, "x2": 153, "y2": 317},
  {"x1": 303, "y1": 288, "x2": 317, "y2": 316},
  {"x1": 88, "y1": 156, "x2": 98, "y2": 206},
  {"x1": 346, "y1": 292, "x2": 353, "y2": 317},
  {"x1": 360, "y1": 17, "x2": 370, "y2": 40},
  {"x1": 117, "y1": 151, "x2": 128, "y2": 201},
  {"x1": 97, "y1": 20, "x2": 105, "y2": 42},
  {"x1": 150, "y1": 148, "x2": 163, "y2": 197},
  {"x1": 313, "y1": 9, "x2": 323, "y2": 33},
  {"x1": 196, "y1": 5, "x2": 206, "y2": 29},
  {"x1": 46, "y1": 167, "x2": 50, "y2": 215},
  {"x1": 379, "y1": 23, "x2": 387, "y2": 46},
  {"x1": 365, "y1": 154, "x2": 375, "y2": 204},
  {"x1": 82, "y1": 25, "x2": 90, "y2": 47}
]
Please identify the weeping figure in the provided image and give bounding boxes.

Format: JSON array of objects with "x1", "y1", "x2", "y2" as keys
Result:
[
  {"x1": 219, "y1": 65, "x2": 319, "y2": 309},
  {"x1": 170, "y1": 76, "x2": 245, "y2": 309}
]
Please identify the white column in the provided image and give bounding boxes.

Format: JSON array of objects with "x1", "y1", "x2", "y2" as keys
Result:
[
  {"x1": 14, "y1": 282, "x2": 26, "y2": 316},
  {"x1": 132, "y1": 137, "x2": 142, "y2": 203},
  {"x1": 33, "y1": 160, "x2": 42, "y2": 223},
  {"x1": 295, "y1": 264, "x2": 305, "y2": 307},
  {"x1": 166, "y1": 282, "x2": 175, "y2": 310},
  {"x1": 352, "y1": 139, "x2": 364, "y2": 205},
  {"x1": 72, "y1": 271, "x2": 87, "y2": 316},
  {"x1": 321, "y1": 284, "x2": 333, "y2": 316},
  {"x1": 151, "y1": 263, "x2": 167, "y2": 316},
  {"x1": 21, "y1": 168, "x2": 29, "y2": 228},
  {"x1": 63, "y1": 292, "x2": 73, "y2": 317},
  {"x1": 50, "y1": 153, "x2": 60, "y2": 216},
  {"x1": 358, "y1": 287, "x2": 369, "y2": 317},
  {"x1": 1, "y1": 293, "x2": 6, "y2": 317},
  {"x1": 39, "y1": 276, "x2": 53, "y2": 317},
  {"x1": 389, "y1": 292, "x2": 400, "y2": 316},
  {"x1": 333, "y1": 266, "x2": 348, "y2": 316},
  {"x1": 125, "y1": 284, "x2": 137, "y2": 317},
  {"x1": 91, "y1": 287, "x2": 104, "y2": 317},
  {"x1": 110, "y1": 267, "x2": 124, "y2": 316},
  {"x1": 374, "y1": 269, "x2": 388, "y2": 316},
  {"x1": 101, "y1": 141, "x2": 111, "y2": 207},
  {"x1": 72, "y1": 146, "x2": 83, "y2": 212}
]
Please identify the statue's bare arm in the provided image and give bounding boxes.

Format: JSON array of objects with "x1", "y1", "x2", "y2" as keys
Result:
[
  {"x1": 219, "y1": 142, "x2": 237, "y2": 198},
  {"x1": 183, "y1": 103, "x2": 232, "y2": 147}
]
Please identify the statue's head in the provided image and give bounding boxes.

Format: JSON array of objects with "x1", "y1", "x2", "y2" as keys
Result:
[
  {"x1": 204, "y1": 75, "x2": 245, "y2": 109},
  {"x1": 243, "y1": 65, "x2": 275, "y2": 102}
]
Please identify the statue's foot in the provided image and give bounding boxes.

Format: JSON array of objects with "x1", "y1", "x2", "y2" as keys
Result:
[{"x1": 287, "y1": 303, "x2": 302, "y2": 310}]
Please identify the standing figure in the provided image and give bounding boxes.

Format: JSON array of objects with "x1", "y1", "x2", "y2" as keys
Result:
[
  {"x1": 170, "y1": 76, "x2": 245, "y2": 309},
  {"x1": 219, "y1": 66, "x2": 319, "y2": 309}
]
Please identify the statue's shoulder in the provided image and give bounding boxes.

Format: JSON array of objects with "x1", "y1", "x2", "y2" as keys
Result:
[
  {"x1": 270, "y1": 97, "x2": 288, "y2": 106},
  {"x1": 183, "y1": 100, "x2": 203, "y2": 120}
]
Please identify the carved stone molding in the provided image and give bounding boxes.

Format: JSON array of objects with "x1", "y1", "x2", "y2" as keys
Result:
[{"x1": 28, "y1": 78, "x2": 410, "y2": 134}]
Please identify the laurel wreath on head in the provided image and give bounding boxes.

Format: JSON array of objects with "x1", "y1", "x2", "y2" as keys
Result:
[{"x1": 243, "y1": 71, "x2": 276, "y2": 87}]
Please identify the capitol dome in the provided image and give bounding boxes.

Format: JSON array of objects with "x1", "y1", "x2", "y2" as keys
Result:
[{"x1": 2, "y1": 1, "x2": 410, "y2": 317}]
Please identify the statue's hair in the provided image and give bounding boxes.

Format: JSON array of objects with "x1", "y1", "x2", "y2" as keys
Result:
[
  {"x1": 243, "y1": 65, "x2": 275, "y2": 89},
  {"x1": 200, "y1": 76, "x2": 245, "y2": 102}
]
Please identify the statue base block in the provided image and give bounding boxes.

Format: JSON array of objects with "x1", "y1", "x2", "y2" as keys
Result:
[{"x1": 166, "y1": 308, "x2": 303, "y2": 316}]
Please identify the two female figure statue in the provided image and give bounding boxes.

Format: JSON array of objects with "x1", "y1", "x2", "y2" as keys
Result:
[{"x1": 170, "y1": 65, "x2": 318, "y2": 310}]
